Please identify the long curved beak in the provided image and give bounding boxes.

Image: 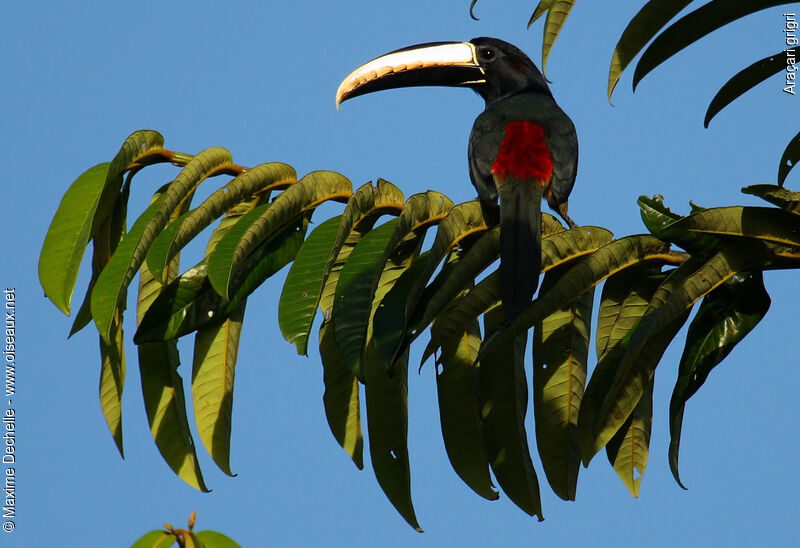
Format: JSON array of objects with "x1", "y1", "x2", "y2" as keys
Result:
[{"x1": 335, "y1": 41, "x2": 484, "y2": 108}]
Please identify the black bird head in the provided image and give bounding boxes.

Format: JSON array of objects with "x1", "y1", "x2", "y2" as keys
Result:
[{"x1": 336, "y1": 37, "x2": 551, "y2": 108}]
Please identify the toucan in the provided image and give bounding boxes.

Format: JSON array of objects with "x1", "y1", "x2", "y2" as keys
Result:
[{"x1": 336, "y1": 37, "x2": 578, "y2": 320}]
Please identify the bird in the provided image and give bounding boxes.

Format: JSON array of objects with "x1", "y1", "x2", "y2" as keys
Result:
[{"x1": 336, "y1": 37, "x2": 578, "y2": 320}]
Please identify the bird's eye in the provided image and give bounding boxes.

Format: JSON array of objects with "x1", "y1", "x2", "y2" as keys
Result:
[{"x1": 480, "y1": 47, "x2": 496, "y2": 62}]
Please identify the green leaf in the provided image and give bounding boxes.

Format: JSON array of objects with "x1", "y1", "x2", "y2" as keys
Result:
[
  {"x1": 372, "y1": 251, "x2": 432, "y2": 370},
  {"x1": 533, "y1": 262, "x2": 593, "y2": 501},
  {"x1": 704, "y1": 52, "x2": 785, "y2": 127},
  {"x1": 669, "y1": 270, "x2": 770, "y2": 488},
  {"x1": 224, "y1": 213, "x2": 309, "y2": 313},
  {"x1": 436, "y1": 227, "x2": 617, "y2": 361},
  {"x1": 194, "y1": 530, "x2": 242, "y2": 548},
  {"x1": 134, "y1": 263, "x2": 221, "y2": 343},
  {"x1": 332, "y1": 220, "x2": 399, "y2": 379},
  {"x1": 333, "y1": 191, "x2": 451, "y2": 378},
  {"x1": 413, "y1": 226, "x2": 500, "y2": 336},
  {"x1": 318, "y1": 180, "x2": 406, "y2": 317},
  {"x1": 319, "y1": 321, "x2": 364, "y2": 469},
  {"x1": 540, "y1": 1, "x2": 577, "y2": 74},
  {"x1": 207, "y1": 171, "x2": 352, "y2": 299},
  {"x1": 137, "y1": 250, "x2": 208, "y2": 491},
  {"x1": 637, "y1": 195, "x2": 723, "y2": 256},
  {"x1": 92, "y1": 148, "x2": 233, "y2": 341},
  {"x1": 41, "y1": 130, "x2": 166, "y2": 315},
  {"x1": 192, "y1": 302, "x2": 246, "y2": 476},
  {"x1": 314, "y1": 181, "x2": 406, "y2": 467},
  {"x1": 136, "y1": 213, "x2": 305, "y2": 344},
  {"x1": 147, "y1": 162, "x2": 296, "y2": 282},
  {"x1": 39, "y1": 163, "x2": 110, "y2": 314},
  {"x1": 138, "y1": 340, "x2": 208, "y2": 491},
  {"x1": 633, "y1": 0, "x2": 794, "y2": 90},
  {"x1": 606, "y1": 375, "x2": 653, "y2": 498},
  {"x1": 588, "y1": 240, "x2": 770, "y2": 463},
  {"x1": 129, "y1": 530, "x2": 176, "y2": 548},
  {"x1": 93, "y1": 184, "x2": 133, "y2": 456},
  {"x1": 528, "y1": 1, "x2": 554, "y2": 26},
  {"x1": 778, "y1": 130, "x2": 800, "y2": 187},
  {"x1": 608, "y1": 0, "x2": 691, "y2": 100},
  {"x1": 741, "y1": 184, "x2": 800, "y2": 215},
  {"x1": 670, "y1": 206, "x2": 800, "y2": 247},
  {"x1": 435, "y1": 319, "x2": 498, "y2": 500},
  {"x1": 365, "y1": 347, "x2": 422, "y2": 532},
  {"x1": 99, "y1": 310, "x2": 126, "y2": 458},
  {"x1": 480, "y1": 305, "x2": 542, "y2": 519},
  {"x1": 279, "y1": 216, "x2": 343, "y2": 355}
]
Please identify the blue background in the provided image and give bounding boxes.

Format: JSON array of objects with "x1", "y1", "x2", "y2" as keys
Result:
[{"x1": 2, "y1": 1, "x2": 798, "y2": 546}]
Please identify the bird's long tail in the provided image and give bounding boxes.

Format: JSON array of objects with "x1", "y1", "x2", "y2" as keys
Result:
[{"x1": 498, "y1": 181, "x2": 543, "y2": 321}]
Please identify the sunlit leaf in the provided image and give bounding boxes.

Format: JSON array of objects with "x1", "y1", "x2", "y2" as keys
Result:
[
  {"x1": 207, "y1": 171, "x2": 352, "y2": 299},
  {"x1": 638, "y1": 195, "x2": 723, "y2": 256},
  {"x1": 99, "y1": 309, "x2": 126, "y2": 457},
  {"x1": 147, "y1": 162, "x2": 296, "y2": 282},
  {"x1": 91, "y1": 148, "x2": 233, "y2": 341},
  {"x1": 195, "y1": 530, "x2": 242, "y2": 548},
  {"x1": 669, "y1": 271, "x2": 770, "y2": 488},
  {"x1": 192, "y1": 302, "x2": 246, "y2": 476},
  {"x1": 670, "y1": 206, "x2": 800, "y2": 247},
  {"x1": 129, "y1": 530, "x2": 175, "y2": 548},
  {"x1": 279, "y1": 216, "x2": 343, "y2": 354},
  {"x1": 528, "y1": 1, "x2": 554, "y2": 26},
  {"x1": 541, "y1": 1, "x2": 577, "y2": 74},
  {"x1": 333, "y1": 220, "x2": 400, "y2": 379},
  {"x1": 533, "y1": 262, "x2": 593, "y2": 501},
  {"x1": 741, "y1": 184, "x2": 800, "y2": 215},
  {"x1": 606, "y1": 375, "x2": 653, "y2": 497},
  {"x1": 138, "y1": 333, "x2": 208, "y2": 492},
  {"x1": 39, "y1": 162, "x2": 110, "y2": 315}
]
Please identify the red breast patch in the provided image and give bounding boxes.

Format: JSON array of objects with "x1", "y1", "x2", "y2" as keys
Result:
[{"x1": 491, "y1": 121, "x2": 553, "y2": 183}]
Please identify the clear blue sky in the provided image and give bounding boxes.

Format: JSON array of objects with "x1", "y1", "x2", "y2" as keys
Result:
[{"x1": 3, "y1": 1, "x2": 798, "y2": 546}]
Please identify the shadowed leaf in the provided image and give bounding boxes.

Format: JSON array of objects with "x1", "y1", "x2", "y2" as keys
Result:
[
  {"x1": 480, "y1": 305, "x2": 542, "y2": 519},
  {"x1": 435, "y1": 319, "x2": 498, "y2": 500},
  {"x1": 365, "y1": 347, "x2": 422, "y2": 531},
  {"x1": 669, "y1": 271, "x2": 770, "y2": 488},
  {"x1": 778, "y1": 130, "x2": 800, "y2": 187},
  {"x1": 633, "y1": 0, "x2": 794, "y2": 91},
  {"x1": 608, "y1": 0, "x2": 691, "y2": 100},
  {"x1": 704, "y1": 52, "x2": 785, "y2": 127},
  {"x1": 587, "y1": 240, "x2": 770, "y2": 462}
]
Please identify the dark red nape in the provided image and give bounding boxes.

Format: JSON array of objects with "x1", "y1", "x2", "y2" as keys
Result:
[{"x1": 491, "y1": 121, "x2": 553, "y2": 183}]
